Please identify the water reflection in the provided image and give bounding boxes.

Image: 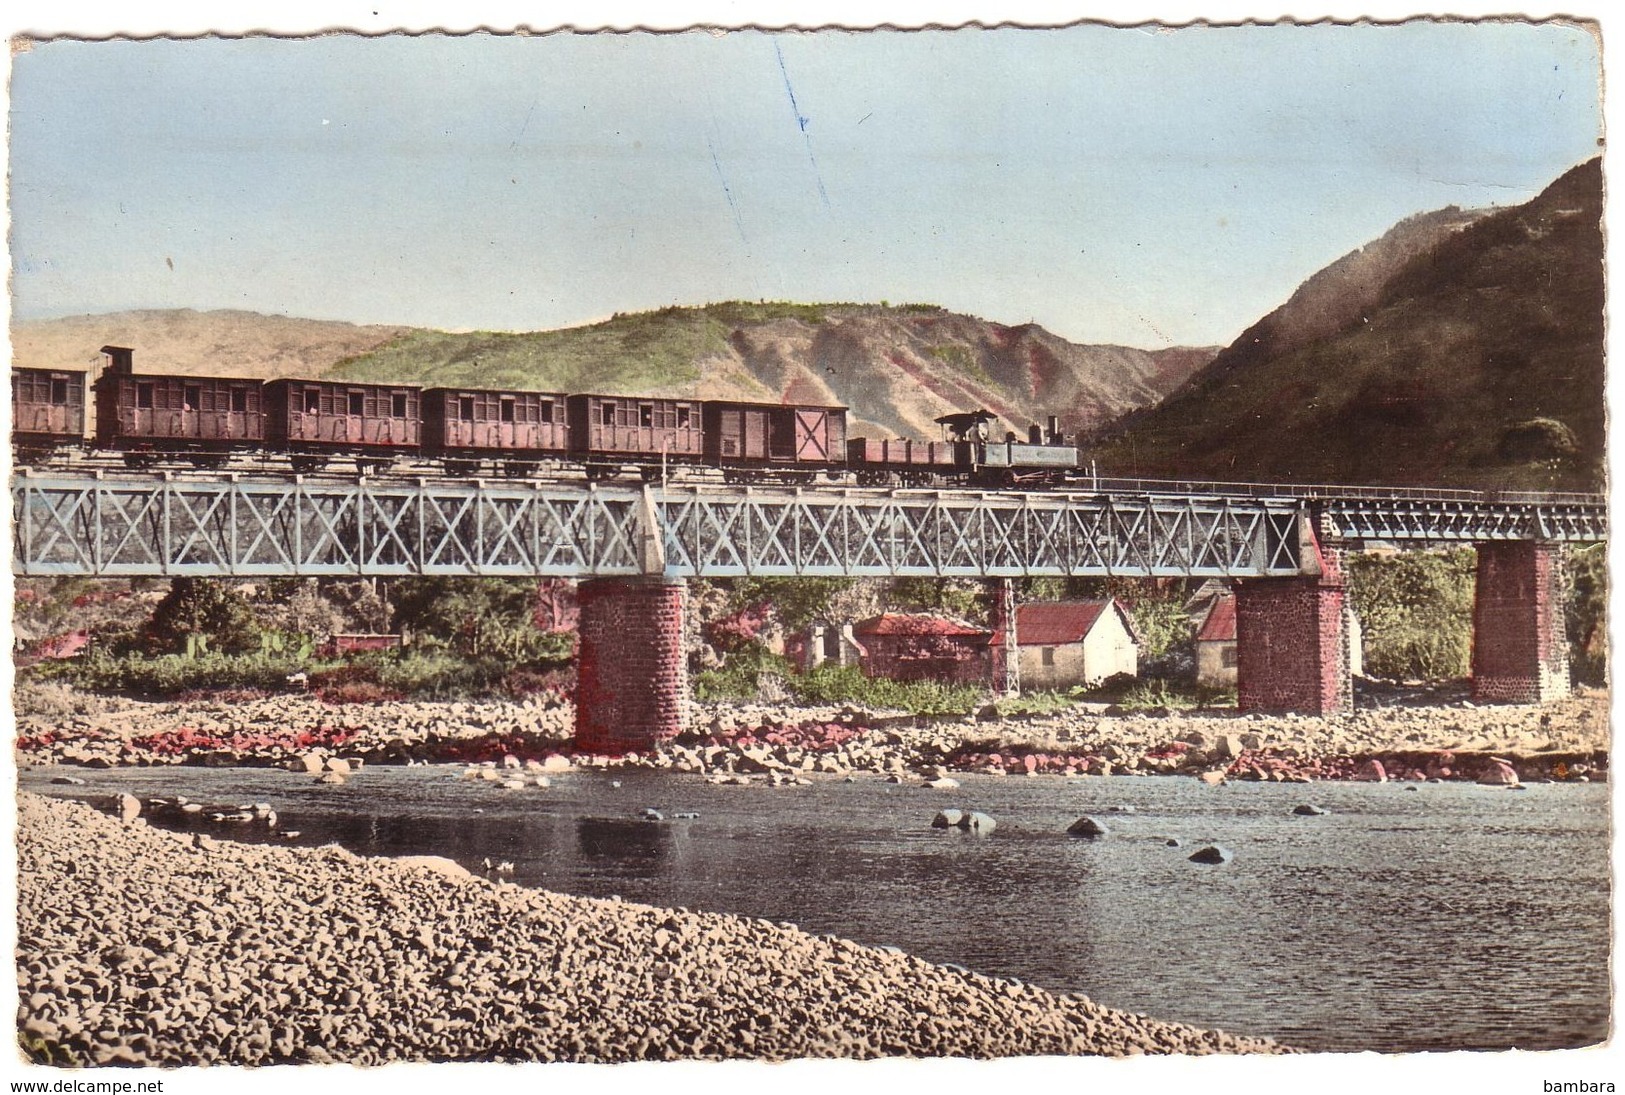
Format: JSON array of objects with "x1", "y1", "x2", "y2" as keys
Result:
[{"x1": 575, "y1": 816, "x2": 673, "y2": 861}]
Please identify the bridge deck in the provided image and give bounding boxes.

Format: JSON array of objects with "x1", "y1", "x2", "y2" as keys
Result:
[{"x1": 10, "y1": 472, "x2": 1607, "y2": 579}]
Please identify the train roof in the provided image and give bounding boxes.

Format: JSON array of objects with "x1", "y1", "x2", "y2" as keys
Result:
[
  {"x1": 263, "y1": 377, "x2": 421, "y2": 390},
  {"x1": 12, "y1": 365, "x2": 87, "y2": 376},
  {"x1": 421, "y1": 384, "x2": 569, "y2": 397},
  {"x1": 701, "y1": 398, "x2": 849, "y2": 412},
  {"x1": 934, "y1": 409, "x2": 998, "y2": 428}
]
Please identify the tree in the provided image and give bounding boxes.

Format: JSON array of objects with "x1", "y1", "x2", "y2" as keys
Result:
[
  {"x1": 1345, "y1": 549, "x2": 1476, "y2": 680},
  {"x1": 1564, "y1": 543, "x2": 1608, "y2": 685},
  {"x1": 145, "y1": 578, "x2": 260, "y2": 655}
]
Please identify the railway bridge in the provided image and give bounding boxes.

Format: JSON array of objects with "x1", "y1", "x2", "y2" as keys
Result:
[{"x1": 11, "y1": 470, "x2": 1608, "y2": 749}]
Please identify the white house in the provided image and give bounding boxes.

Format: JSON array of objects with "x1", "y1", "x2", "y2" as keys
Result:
[{"x1": 1014, "y1": 599, "x2": 1139, "y2": 689}]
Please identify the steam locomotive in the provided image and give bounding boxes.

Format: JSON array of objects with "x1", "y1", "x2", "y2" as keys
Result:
[{"x1": 11, "y1": 346, "x2": 1083, "y2": 488}]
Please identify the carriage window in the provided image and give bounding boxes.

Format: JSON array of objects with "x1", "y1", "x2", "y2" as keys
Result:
[
  {"x1": 600, "y1": 402, "x2": 616, "y2": 426},
  {"x1": 50, "y1": 378, "x2": 69, "y2": 405},
  {"x1": 392, "y1": 392, "x2": 408, "y2": 418},
  {"x1": 639, "y1": 403, "x2": 654, "y2": 428},
  {"x1": 304, "y1": 389, "x2": 321, "y2": 414},
  {"x1": 677, "y1": 405, "x2": 691, "y2": 429},
  {"x1": 184, "y1": 385, "x2": 201, "y2": 411},
  {"x1": 500, "y1": 398, "x2": 515, "y2": 423},
  {"x1": 459, "y1": 396, "x2": 475, "y2": 421},
  {"x1": 348, "y1": 391, "x2": 365, "y2": 417},
  {"x1": 539, "y1": 400, "x2": 554, "y2": 425},
  {"x1": 230, "y1": 388, "x2": 248, "y2": 414},
  {"x1": 137, "y1": 383, "x2": 155, "y2": 410}
]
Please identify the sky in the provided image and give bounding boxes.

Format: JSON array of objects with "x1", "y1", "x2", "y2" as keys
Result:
[{"x1": 6, "y1": 16, "x2": 1603, "y2": 350}]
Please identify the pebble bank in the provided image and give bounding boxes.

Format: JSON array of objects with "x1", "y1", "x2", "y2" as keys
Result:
[
  {"x1": 13, "y1": 681, "x2": 1609, "y2": 788},
  {"x1": 16, "y1": 793, "x2": 1284, "y2": 1066}
]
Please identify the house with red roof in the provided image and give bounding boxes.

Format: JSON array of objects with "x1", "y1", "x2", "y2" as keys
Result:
[
  {"x1": 1194, "y1": 592, "x2": 1239, "y2": 687},
  {"x1": 1192, "y1": 591, "x2": 1364, "y2": 688},
  {"x1": 851, "y1": 613, "x2": 994, "y2": 685},
  {"x1": 1014, "y1": 599, "x2": 1139, "y2": 689}
]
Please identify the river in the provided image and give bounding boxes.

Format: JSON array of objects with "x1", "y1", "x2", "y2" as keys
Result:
[{"x1": 20, "y1": 764, "x2": 1610, "y2": 1054}]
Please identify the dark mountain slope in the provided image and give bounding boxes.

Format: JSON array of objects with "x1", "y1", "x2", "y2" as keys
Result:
[{"x1": 1092, "y1": 158, "x2": 1604, "y2": 492}]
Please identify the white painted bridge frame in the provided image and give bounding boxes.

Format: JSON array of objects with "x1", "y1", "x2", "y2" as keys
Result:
[
  {"x1": 12, "y1": 474, "x2": 1326, "y2": 579},
  {"x1": 12, "y1": 474, "x2": 1605, "y2": 579}
]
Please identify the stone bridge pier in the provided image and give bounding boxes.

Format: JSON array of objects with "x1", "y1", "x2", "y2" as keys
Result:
[
  {"x1": 1234, "y1": 523, "x2": 1353, "y2": 716},
  {"x1": 1234, "y1": 524, "x2": 1572, "y2": 715},
  {"x1": 575, "y1": 577, "x2": 690, "y2": 752},
  {"x1": 1471, "y1": 541, "x2": 1569, "y2": 704}
]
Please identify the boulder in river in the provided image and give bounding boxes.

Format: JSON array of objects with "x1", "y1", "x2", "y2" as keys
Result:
[
  {"x1": 1067, "y1": 817, "x2": 1110, "y2": 838},
  {"x1": 924, "y1": 777, "x2": 961, "y2": 790},
  {"x1": 931, "y1": 809, "x2": 965, "y2": 829},
  {"x1": 957, "y1": 811, "x2": 996, "y2": 834},
  {"x1": 1354, "y1": 759, "x2": 1387, "y2": 783},
  {"x1": 1478, "y1": 760, "x2": 1521, "y2": 786},
  {"x1": 1187, "y1": 845, "x2": 1233, "y2": 865},
  {"x1": 1291, "y1": 804, "x2": 1329, "y2": 816}
]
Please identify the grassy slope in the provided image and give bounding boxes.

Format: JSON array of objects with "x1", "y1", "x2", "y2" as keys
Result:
[
  {"x1": 328, "y1": 302, "x2": 926, "y2": 395},
  {"x1": 1092, "y1": 159, "x2": 1604, "y2": 492}
]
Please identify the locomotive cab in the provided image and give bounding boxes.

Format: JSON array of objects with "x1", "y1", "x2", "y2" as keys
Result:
[{"x1": 936, "y1": 408, "x2": 1077, "y2": 486}]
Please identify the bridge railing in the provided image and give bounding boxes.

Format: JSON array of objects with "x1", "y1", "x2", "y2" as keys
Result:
[{"x1": 1078, "y1": 475, "x2": 1606, "y2": 508}]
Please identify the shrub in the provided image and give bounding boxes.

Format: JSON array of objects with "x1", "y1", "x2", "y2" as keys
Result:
[
  {"x1": 787, "y1": 663, "x2": 987, "y2": 716},
  {"x1": 1564, "y1": 543, "x2": 1608, "y2": 686},
  {"x1": 693, "y1": 644, "x2": 794, "y2": 702},
  {"x1": 390, "y1": 577, "x2": 573, "y2": 660},
  {"x1": 45, "y1": 650, "x2": 319, "y2": 696}
]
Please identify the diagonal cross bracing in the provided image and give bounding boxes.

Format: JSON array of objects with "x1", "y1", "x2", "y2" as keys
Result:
[{"x1": 10, "y1": 474, "x2": 1604, "y2": 578}]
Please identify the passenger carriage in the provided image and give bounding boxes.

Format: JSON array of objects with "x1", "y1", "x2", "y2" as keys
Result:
[
  {"x1": 92, "y1": 346, "x2": 264, "y2": 469},
  {"x1": 11, "y1": 366, "x2": 87, "y2": 462},
  {"x1": 566, "y1": 394, "x2": 704, "y2": 479},
  {"x1": 264, "y1": 378, "x2": 421, "y2": 474},
  {"x1": 421, "y1": 386, "x2": 571, "y2": 476}
]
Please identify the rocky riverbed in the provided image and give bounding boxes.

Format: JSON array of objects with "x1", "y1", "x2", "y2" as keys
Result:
[
  {"x1": 16, "y1": 792, "x2": 1285, "y2": 1065},
  {"x1": 13, "y1": 680, "x2": 1609, "y2": 787}
]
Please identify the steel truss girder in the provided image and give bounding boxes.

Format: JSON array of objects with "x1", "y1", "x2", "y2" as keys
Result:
[
  {"x1": 655, "y1": 487, "x2": 1304, "y2": 577},
  {"x1": 12, "y1": 475, "x2": 1605, "y2": 578},
  {"x1": 12, "y1": 476, "x2": 647, "y2": 577},
  {"x1": 1319, "y1": 499, "x2": 1608, "y2": 543}
]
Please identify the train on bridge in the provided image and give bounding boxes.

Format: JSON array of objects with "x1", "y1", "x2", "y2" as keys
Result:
[{"x1": 12, "y1": 346, "x2": 1086, "y2": 488}]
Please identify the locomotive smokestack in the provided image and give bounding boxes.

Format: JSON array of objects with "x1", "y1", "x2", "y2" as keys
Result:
[
  {"x1": 1047, "y1": 415, "x2": 1060, "y2": 444},
  {"x1": 1028, "y1": 424, "x2": 1043, "y2": 445}
]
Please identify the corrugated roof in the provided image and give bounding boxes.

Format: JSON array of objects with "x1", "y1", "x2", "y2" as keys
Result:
[
  {"x1": 853, "y1": 613, "x2": 990, "y2": 638},
  {"x1": 1196, "y1": 594, "x2": 1238, "y2": 643},
  {"x1": 1015, "y1": 600, "x2": 1113, "y2": 646}
]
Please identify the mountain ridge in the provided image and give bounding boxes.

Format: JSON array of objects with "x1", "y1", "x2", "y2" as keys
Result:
[{"x1": 13, "y1": 302, "x2": 1216, "y2": 441}]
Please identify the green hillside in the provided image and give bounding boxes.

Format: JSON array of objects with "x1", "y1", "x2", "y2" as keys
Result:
[{"x1": 327, "y1": 302, "x2": 939, "y2": 395}]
